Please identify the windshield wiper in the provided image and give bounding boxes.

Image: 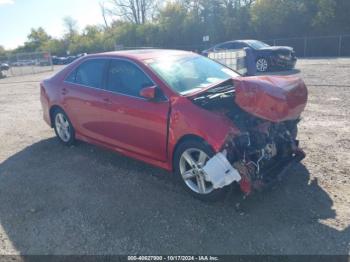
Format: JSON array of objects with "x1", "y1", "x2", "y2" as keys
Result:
[
  {"x1": 193, "y1": 84, "x2": 234, "y2": 102},
  {"x1": 185, "y1": 78, "x2": 234, "y2": 97},
  {"x1": 206, "y1": 83, "x2": 234, "y2": 93}
]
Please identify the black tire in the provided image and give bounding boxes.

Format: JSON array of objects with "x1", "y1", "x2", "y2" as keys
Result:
[
  {"x1": 290, "y1": 124, "x2": 298, "y2": 140},
  {"x1": 52, "y1": 108, "x2": 76, "y2": 146},
  {"x1": 174, "y1": 140, "x2": 229, "y2": 202},
  {"x1": 256, "y1": 57, "x2": 269, "y2": 72}
]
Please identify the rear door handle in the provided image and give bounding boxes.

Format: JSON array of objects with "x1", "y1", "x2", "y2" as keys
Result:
[
  {"x1": 103, "y1": 97, "x2": 112, "y2": 105},
  {"x1": 62, "y1": 88, "x2": 68, "y2": 95}
]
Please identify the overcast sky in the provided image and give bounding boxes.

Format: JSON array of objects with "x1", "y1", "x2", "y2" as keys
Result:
[{"x1": 0, "y1": 0, "x2": 108, "y2": 49}]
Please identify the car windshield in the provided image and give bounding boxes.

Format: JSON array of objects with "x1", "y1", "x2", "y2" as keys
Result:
[
  {"x1": 245, "y1": 40, "x2": 270, "y2": 49},
  {"x1": 146, "y1": 55, "x2": 239, "y2": 95}
]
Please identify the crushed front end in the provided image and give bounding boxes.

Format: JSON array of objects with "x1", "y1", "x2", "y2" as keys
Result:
[
  {"x1": 222, "y1": 117, "x2": 305, "y2": 194},
  {"x1": 191, "y1": 75, "x2": 308, "y2": 195}
]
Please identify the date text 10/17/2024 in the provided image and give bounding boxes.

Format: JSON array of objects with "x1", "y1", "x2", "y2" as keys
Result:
[{"x1": 127, "y1": 256, "x2": 219, "y2": 261}]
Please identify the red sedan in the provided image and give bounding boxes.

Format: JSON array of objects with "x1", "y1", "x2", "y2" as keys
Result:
[{"x1": 40, "y1": 49, "x2": 307, "y2": 201}]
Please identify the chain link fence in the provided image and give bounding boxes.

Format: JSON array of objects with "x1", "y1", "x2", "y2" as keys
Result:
[
  {"x1": 122, "y1": 34, "x2": 350, "y2": 58},
  {"x1": 1, "y1": 35, "x2": 347, "y2": 79},
  {"x1": 263, "y1": 35, "x2": 350, "y2": 57},
  {"x1": 0, "y1": 51, "x2": 53, "y2": 78}
]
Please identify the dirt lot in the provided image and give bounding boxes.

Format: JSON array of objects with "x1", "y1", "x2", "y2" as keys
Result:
[{"x1": 0, "y1": 59, "x2": 349, "y2": 255}]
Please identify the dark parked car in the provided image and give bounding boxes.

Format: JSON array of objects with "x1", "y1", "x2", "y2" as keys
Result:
[
  {"x1": 41, "y1": 49, "x2": 307, "y2": 201},
  {"x1": 202, "y1": 40, "x2": 297, "y2": 72},
  {"x1": 0, "y1": 63, "x2": 9, "y2": 78},
  {"x1": 52, "y1": 54, "x2": 86, "y2": 65},
  {"x1": 52, "y1": 56, "x2": 71, "y2": 65},
  {"x1": 0, "y1": 63, "x2": 10, "y2": 71},
  {"x1": 52, "y1": 56, "x2": 73, "y2": 65}
]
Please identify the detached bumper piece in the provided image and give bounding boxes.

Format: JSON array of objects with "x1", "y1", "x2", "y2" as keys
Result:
[
  {"x1": 201, "y1": 147, "x2": 305, "y2": 195},
  {"x1": 244, "y1": 149, "x2": 306, "y2": 194},
  {"x1": 203, "y1": 152, "x2": 241, "y2": 189},
  {"x1": 264, "y1": 149, "x2": 305, "y2": 184}
]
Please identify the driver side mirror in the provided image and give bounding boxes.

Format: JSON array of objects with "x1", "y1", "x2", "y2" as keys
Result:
[{"x1": 139, "y1": 85, "x2": 157, "y2": 100}]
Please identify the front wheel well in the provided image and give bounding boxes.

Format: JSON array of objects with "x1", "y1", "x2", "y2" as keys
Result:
[
  {"x1": 256, "y1": 56, "x2": 269, "y2": 62},
  {"x1": 172, "y1": 134, "x2": 211, "y2": 171}
]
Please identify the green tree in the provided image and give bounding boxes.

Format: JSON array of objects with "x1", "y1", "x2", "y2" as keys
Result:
[
  {"x1": 8, "y1": 0, "x2": 350, "y2": 55},
  {"x1": 0, "y1": 45, "x2": 6, "y2": 56},
  {"x1": 250, "y1": 0, "x2": 318, "y2": 38},
  {"x1": 312, "y1": 0, "x2": 350, "y2": 34},
  {"x1": 22, "y1": 27, "x2": 52, "y2": 52},
  {"x1": 41, "y1": 39, "x2": 67, "y2": 56},
  {"x1": 157, "y1": 2, "x2": 188, "y2": 46},
  {"x1": 63, "y1": 16, "x2": 79, "y2": 54},
  {"x1": 69, "y1": 25, "x2": 112, "y2": 54}
]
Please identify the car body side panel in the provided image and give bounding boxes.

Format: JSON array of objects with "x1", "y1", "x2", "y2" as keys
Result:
[
  {"x1": 40, "y1": 51, "x2": 306, "y2": 175},
  {"x1": 40, "y1": 54, "x2": 251, "y2": 171},
  {"x1": 40, "y1": 79, "x2": 64, "y2": 127},
  {"x1": 75, "y1": 132, "x2": 172, "y2": 170},
  {"x1": 166, "y1": 96, "x2": 241, "y2": 169},
  {"x1": 40, "y1": 82, "x2": 51, "y2": 126},
  {"x1": 60, "y1": 82, "x2": 109, "y2": 141},
  {"x1": 96, "y1": 91, "x2": 170, "y2": 162},
  {"x1": 42, "y1": 55, "x2": 175, "y2": 169}
]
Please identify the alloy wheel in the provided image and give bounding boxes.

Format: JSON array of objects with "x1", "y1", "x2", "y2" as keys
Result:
[
  {"x1": 256, "y1": 58, "x2": 268, "y2": 72},
  {"x1": 55, "y1": 113, "x2": 71, "y2": 142},
  {"x1": 179, "y1": 148, "x2": 214, "y2": 194}
]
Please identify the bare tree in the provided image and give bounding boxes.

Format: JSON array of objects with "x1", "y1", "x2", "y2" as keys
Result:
[
  {"x1": 62, "y1": 16, "x2": 79, "y2": 54},
  {"x1": 99, "y1": 1, "x2": 110, "y2": 29},
  {"x1": 105, "y1": 0, "x2": 157, "y2": 24},
  {"x1": 63, "y1": 16, "x2": 78, "y2": 36}
]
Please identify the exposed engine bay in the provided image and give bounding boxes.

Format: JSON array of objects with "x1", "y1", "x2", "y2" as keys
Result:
[{"x1": 192, "y1": 78, "x2": 306, "y2": 194}]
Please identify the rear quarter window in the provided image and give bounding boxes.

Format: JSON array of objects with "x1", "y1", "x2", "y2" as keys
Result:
[{"x1": 65, "y1": 69, "x2": 76, "y2": 83}]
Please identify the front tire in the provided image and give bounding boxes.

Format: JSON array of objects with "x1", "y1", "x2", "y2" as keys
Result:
[
  {"x1": 53, "y1": 109, "x2": 75, "y2": 145},
  {"x1": 256, "y1": 57, "x2": 269, "y2": 72},
  {"x1": 174, "y1": 140, "x2": 229, "y2": 201}
]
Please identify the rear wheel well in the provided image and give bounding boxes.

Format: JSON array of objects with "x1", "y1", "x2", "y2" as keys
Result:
[{"x1": 49, "y1": 105, "x2": 64, "y2": 128}]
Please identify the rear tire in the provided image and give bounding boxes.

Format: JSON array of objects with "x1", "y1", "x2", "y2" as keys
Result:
[
  {"x1": 174, "y1": 140, "x2": 229, "y2": 202},
  {"x1": 53, "y1": 108, "x2": 76, "y2": 146}
]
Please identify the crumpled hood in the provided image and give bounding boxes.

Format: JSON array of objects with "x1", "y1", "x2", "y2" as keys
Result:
[{"x1": 233, "y1": 75, "x2": 308, "y2": 122}]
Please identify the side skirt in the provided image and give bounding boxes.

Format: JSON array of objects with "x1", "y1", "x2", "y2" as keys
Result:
[{"x1": 75, "y1": 133, "x2": 172, "y2": 172}]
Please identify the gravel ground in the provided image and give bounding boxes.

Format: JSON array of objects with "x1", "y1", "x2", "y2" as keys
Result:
[{"x1": 0, "y1": 59, "x2": 349, "y2": 255}]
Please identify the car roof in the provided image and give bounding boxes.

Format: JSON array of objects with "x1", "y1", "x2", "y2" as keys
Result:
[
  {"x1": 216, "y1": 39, "x2": 257, "y2": 45},
  {"x1": 88, "y1": 49, "x2": 194, "y2": 60}
]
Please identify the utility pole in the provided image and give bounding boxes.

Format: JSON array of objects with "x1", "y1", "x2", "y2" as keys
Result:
[{"x1": 338, "y1": 35, "x2": 343, "y2": 57}]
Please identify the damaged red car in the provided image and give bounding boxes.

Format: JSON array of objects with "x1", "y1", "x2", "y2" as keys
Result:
[{"x1": 40, "y1": 49, "x2": 307, "y2": 201}]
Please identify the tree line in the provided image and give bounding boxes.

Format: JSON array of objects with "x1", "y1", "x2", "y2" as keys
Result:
[{"x1": 1, "y1": 0, "x2": 349, "y2": 57}]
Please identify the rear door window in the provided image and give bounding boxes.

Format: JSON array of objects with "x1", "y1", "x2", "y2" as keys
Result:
[
  {"x1": 235, "y1": 42, "x2": 248, "y2": 49},
  {"x1": 216, "y1": 42, "x2": 246, "y2": 50},
  {"x1": 67, "y1": 59, "x2": 107, "y2": 89},
  {"x1": 215, "y1": 43, "x2": 228, "y2": 50}
]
